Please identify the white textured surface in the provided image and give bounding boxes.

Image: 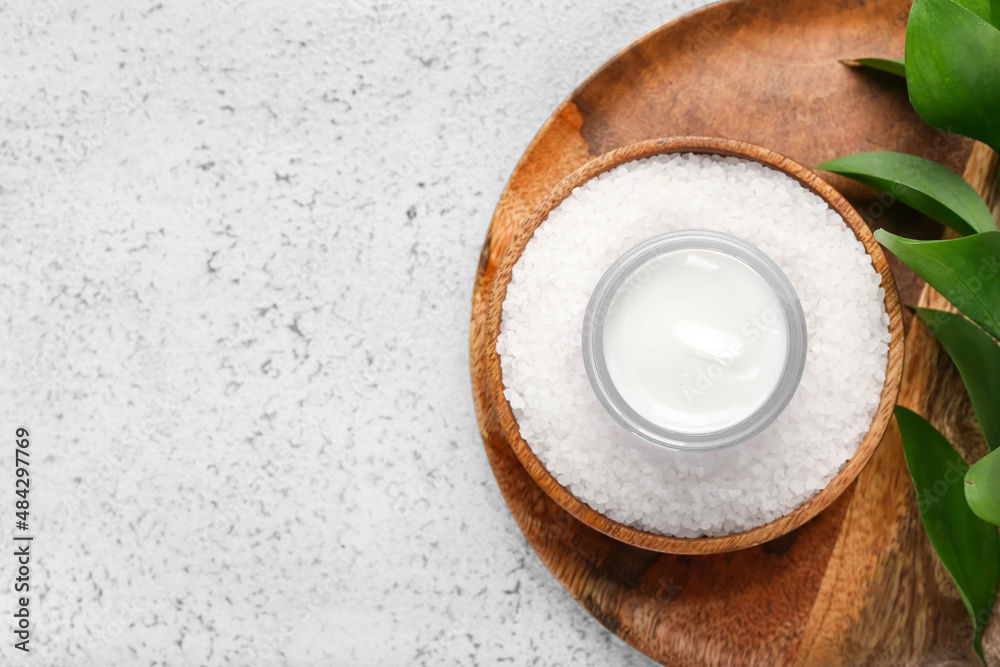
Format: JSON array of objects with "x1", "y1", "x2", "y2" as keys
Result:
[
  {"x1": 0, "y1": 0, "x2": 707, "y2": 665},
  {"x1": 498, "y1": 154, "x2": 890, "y2": 537}
]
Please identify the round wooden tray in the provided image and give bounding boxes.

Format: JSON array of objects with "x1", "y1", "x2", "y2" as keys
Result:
[
  {"x1": 469, "y1": 0, "x2": 984, "y2": 664},
  {"x1": 484, "y1": 137, "x2": 904, "y2": 556}
]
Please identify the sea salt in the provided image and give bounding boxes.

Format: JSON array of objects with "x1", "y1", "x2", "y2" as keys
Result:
[{"x1": 497, "y1": 153, "x2": 889, "y2": 537}]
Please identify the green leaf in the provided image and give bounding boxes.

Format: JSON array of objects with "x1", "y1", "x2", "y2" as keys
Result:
[
  {"x1": 840, "y1": 57, "x2": 906, "y2": 77},
  {"x1": 905, "y1": 0, "x2": 1000, "y2": 153},
  {"x1": 915, "y1": 308, "x2": 1000, "y2": 451},
  {"x1": 954, "y1": 0, "x2": 1000, "y2": 28},
  {"x1": 896, "y1": 406, "x2": 1000, "y2": 662},
  {"x1": 967, "y1": 448, "x2": 1000, "y2": 525},
  {"x1": 816, "y1": 151, "x2": 995, "y2": 235},
  {"x1": 875, "y1": 230, "x2": 1000, "y2": 340}
]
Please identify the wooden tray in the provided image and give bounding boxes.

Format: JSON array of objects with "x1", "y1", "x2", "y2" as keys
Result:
[{"x1": 469, "y1": 0, "x2": 992, "y2": 664}]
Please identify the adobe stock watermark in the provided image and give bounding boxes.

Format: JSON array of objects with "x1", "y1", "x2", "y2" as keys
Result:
[
  {"x1": 224, "y1": 245, "x2": 325, "y2": 351},
  {"x1": 679, "y1": 0, "x2": 752, "y2": 58},
  {"x1": 848, "y1": 128, "x2": 961, "y2": 225},
  {"x1": 201, "y1": 417, "x2": 332, "y2": 542},
  {"x1": 927, "y1": 587, "x2": 1000, "y2": 662},
  {"x1": 243, "y1": 587, "x2": 335, "y2": 667},
  {"x1": 385, "y1": 441, "x2": 474, "y2": 517},
  {"x1": 348, "y1": 332, "x2": 413, "y2": 394},
  {"x1": 874, "y1": 5, "x2": 912, "y2": 37},
  {"x1": 682, "y1": 304, "x2": 782, "y2": 403},
  {"x1": 537, "y1": 508, "x2": 576, "y2": 548},
  {"x1": 912, "y1": 459, "x2": 969, "y2": 515},
  {"x1": 65, "y1": 65, "x2": 163, "y2": 165},
  {"x1": 78, "y1": 597, "x2": 153, "y2": 664},
  {"x1": 916, "y1": 254, "x2": 1000, "y2": 324},
  {"x1": 9, "y1": 0, "x2": 62, "y2": 43},
  {"x1": 54, "y1": 391, "x2": 179, "y2": 517},
  {"x1": 653, "y1": 576, "x2": 685, "y2": 604},
  {"x1": 15, "y1": 265, "x2": 144, "y2": 384},
  {"x1": 180, "y1": 103, "x2": 295, "y2": 225},
  {"x1": 330, "y1": 0, "x2": 383, "y2": 57},
  {"x1": 346, "y1": 290, "x2": 451, "y2": 394},
  {"x1": 561, "y1": 576, "x2": 683, "y2": 666},
  {"x1": 209, "y1": 0, "x2": 245, "y2": 19}
]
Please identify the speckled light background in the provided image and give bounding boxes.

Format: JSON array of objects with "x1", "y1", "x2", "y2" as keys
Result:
[{"x1": 1, "y1": 1, "x2": 703, "y2": 664}]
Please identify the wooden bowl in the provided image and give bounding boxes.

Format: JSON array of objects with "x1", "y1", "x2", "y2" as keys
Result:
[{"x1": 484, "y1": 136, "x2": 904, "y2": 555}]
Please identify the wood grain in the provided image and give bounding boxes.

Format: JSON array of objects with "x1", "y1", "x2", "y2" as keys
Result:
[
  {"x1": 795, "y1": 144, "x2": 999, "y2": 665},
  {"x1": 469, "y1": 0, "x2": 993, "y2": 663},
  {"x1": 484, "y1": 137, "x2": 904, "y2": 555}
]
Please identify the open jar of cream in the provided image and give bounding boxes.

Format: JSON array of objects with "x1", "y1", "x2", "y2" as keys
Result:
[{"x1": 581, "y1": 229, "x2": 808, "y2": 452}]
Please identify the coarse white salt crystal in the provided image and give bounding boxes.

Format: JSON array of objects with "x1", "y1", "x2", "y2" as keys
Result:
[{"x1": 498, "y1": 154, "x2": 889, "y2": 537}]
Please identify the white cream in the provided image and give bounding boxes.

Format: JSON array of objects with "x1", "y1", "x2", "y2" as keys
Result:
[{"x1": 602, "y1": 248, "x2": 789, "y2": 434}]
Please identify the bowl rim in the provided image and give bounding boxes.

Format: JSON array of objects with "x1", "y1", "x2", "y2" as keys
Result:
[{"x1": 483, "y1": 136, "x2": 905, "y2": 555}]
